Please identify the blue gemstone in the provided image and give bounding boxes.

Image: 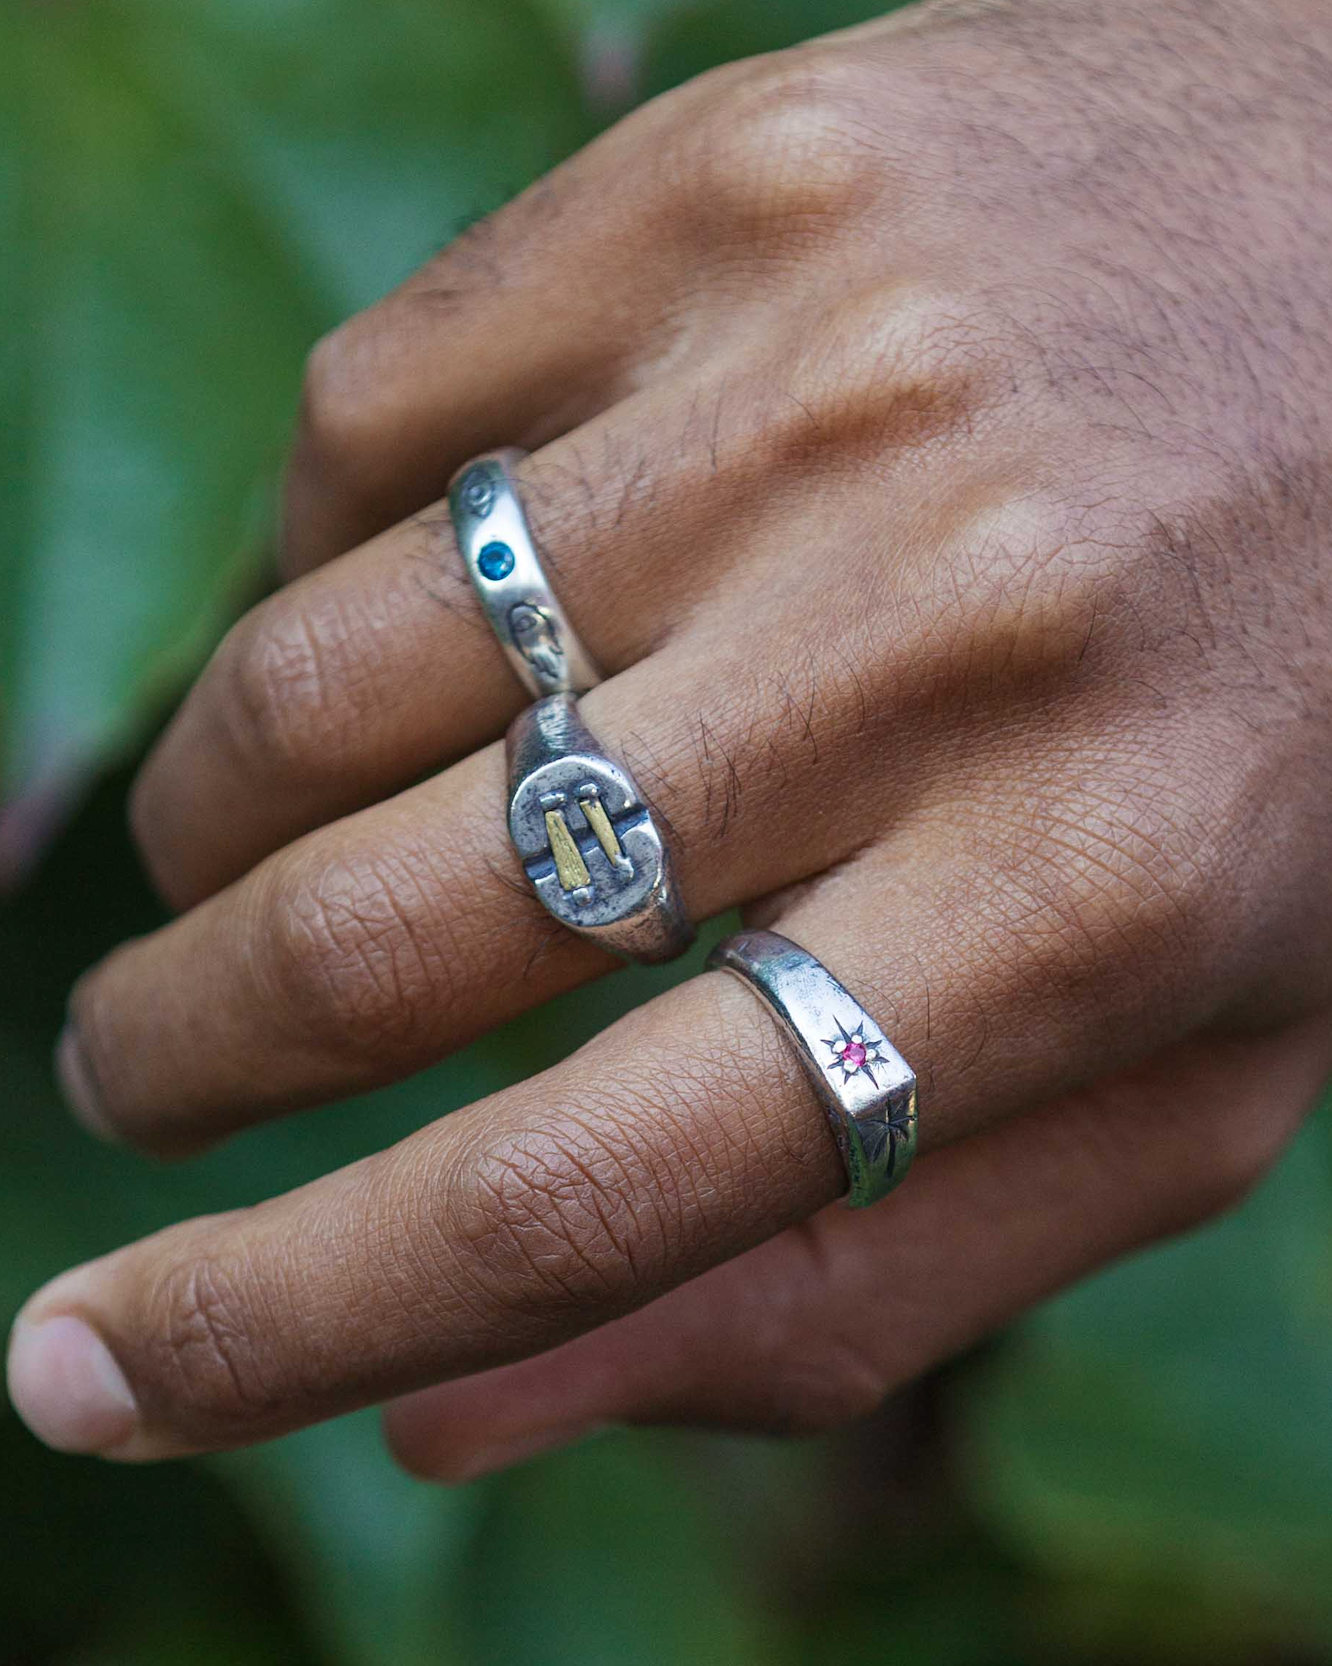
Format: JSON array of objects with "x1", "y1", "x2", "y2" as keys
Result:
[{"x1": 478, "y1": 541, "x2": 515, "y2": 581}]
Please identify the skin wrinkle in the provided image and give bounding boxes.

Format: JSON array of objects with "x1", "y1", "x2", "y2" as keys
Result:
[
  {"x1": 251, "y1": 790, "x2": 573, "y2": 1094},
  {"x1": 229, "y1": 587, "x2": 411, "y2": 777},
  {"x1": 473, "y1": 1141, "x2": 631, "y2": 1310},
  {"x1": 457, "y1": 1051, "x2": 773, "y2": 1330},
  {"x1": 387, "y1": 1127, "x2": 542, "y2": 1351},
  {"x1": 268, "y1": 854, "x2": 457, "y2": 1055},
  {"x1": 147, "y1": 1253, "x2": 280, "y2": 1430}
]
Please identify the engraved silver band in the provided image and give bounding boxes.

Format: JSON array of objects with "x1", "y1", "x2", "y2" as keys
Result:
[
  {"x1": 707, "y1": 930, "x2": 917, "y2": 1207},
  {"x1": 450, "y1": 449, "x2": 602, "y2": 699},
  {"x1": 508, "y1": 695, "x2": 694, "y2": 964}
]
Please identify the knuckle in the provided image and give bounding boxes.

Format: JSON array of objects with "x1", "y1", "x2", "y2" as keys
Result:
[
  {"x1": 898, "y1": 295, "x2": 1027, "y2": 418},
  {"x1": 759, "y1": 1341, "x2": 889, "y2": 1438},
  {"x1": 951, "y1": 747, "x2": 1232, "y2": 1031},
  {"x1": 260, "y1": 848, "x2": 453, "y2": 1062},
  {"x1": 1190, "y1": 1098, "x2": 1294, "y2": 1220},
  {"x1": 675, "y1": 52, "x2": 881, "y2": 241},
  {"x1": 944, "y1": 487, "x2": 1242, "y2": 689},
  {"x1": 144, "y1": 1248, "x2": 282, "y2": 1430},
  {"x1": 923, "y1": 492, "x2": 1192, "y2": 706},
  {"x1": 293, "y1": 320, "x2": 390, "y2": 500},
  {"x1": 212, "y1": 604, "x2": 348, "y2": 783},
  {"x1": 773, "y1": 287, "x2": 1007, "y2": 469},
  {"x1": 944, "y1": 496, "x2": 1113, "y2": 666},
  {"x1": 452, "y1": 1114, "x2": 675, "y2": 1325},
  {"x1": 1026, "y1": 792, "x2": 1220, "y2": 990}
]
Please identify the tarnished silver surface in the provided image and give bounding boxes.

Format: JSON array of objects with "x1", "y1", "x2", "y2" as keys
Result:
[
  {"x1": 707, "y1": 930, "x2": 917, "y2": 1208},
  {"x1": 508, "y1": 695, "x2": 694, "y2": 964},
  {"x1": 449, "y1": 449, "x2": 602, "y2": 698}
]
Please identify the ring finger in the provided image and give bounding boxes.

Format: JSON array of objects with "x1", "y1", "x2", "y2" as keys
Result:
[
  {"x1": 384, "y1": 1013, "x2": 1330, "y2": 1481},
  {"x1": 18, "y1": 840, "x2": 1306, "y2": 1461},
  {"x1": 67, "y1": 599, "x2": 921, "y2": 1154}
]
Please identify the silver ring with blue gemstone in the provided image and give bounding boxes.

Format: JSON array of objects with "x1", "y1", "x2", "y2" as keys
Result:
[
  {"x1": 449, "y1": 449, "x2": 602, "y2": 699},
  {"x1": 706, "y1": 930, "x2": 918, "y2": 1208}
]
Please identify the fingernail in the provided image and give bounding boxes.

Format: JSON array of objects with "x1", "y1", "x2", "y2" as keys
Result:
[
  {"x1": 6, "y1": 1313, "x2": 139, "y2": 1455},
  {"x1": 55, "y1": 1025, "x2": 117, "y2": 1143},
  {"x1": 452, "y1": 1422, "x2": 603, "y2": 1483}
]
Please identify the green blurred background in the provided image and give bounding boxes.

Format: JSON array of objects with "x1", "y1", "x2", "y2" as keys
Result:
[{"x1": 4, "y1": 2, "x2": 1332, "y2": 1661}]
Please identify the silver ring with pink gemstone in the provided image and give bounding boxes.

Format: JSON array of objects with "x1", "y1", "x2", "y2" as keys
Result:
[{"x1": 706, "y1": 929, "x2": 917, "y2": 1208}]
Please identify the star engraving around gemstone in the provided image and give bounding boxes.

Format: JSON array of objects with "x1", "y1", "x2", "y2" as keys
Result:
[{"x1": 823, "y1": 1018, "x2": 888, "y2": 1086}]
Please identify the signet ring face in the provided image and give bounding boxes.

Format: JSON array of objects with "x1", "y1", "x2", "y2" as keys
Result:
[{"x1": 507, "y1": 696, "x2": 695, "y2": 965}]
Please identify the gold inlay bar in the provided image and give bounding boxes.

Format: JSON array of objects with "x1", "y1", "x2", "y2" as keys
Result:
[
  {"x1": 544, "y1": 809, "x2": 591, "y2": 892},
  {"x1": 579, "y1": 794, "x2": 623, "y2": 865}
]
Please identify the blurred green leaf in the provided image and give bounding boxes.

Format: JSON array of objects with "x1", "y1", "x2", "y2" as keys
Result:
[
  {"x1": 62, "y1": 1580, "x2": 312, "y2": 1666},
  {"x1": 0, "y1": 0, "x2": 588, "y2": 819},
  {"x1": 458, "y1": 1432, "x2": 790, "y2": 1665},
  {"x1": 959, "y1": 1100, "x2": 1332, "y2": 1658},
  {"x1": 219, "y1": 1414, "x2": 481, "y2": 1666},
  {"x1": 2, "y1": 1373, "x2": 313, "y2": 1666},
  {"x1": 807, "y1": 1560, "x2": 1029, "y2": 1666}
]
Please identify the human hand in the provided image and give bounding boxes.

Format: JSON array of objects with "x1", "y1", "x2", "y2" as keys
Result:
[{"x1": 9, "y1": 0, "x2": 1332, "y2": 1474}]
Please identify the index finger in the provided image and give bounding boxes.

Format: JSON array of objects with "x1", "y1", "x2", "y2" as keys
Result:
[
  {"x1": 7, "y1": 969, "x2": 843, "y2": 1459},
  {"x1": 7, "y1": 782, "x2": 1219, "y2": 1459}
]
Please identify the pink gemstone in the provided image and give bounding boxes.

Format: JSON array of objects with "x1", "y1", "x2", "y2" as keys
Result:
[{"x1": 842, "y1": 1040, "x2": 867, "y2": 1070}]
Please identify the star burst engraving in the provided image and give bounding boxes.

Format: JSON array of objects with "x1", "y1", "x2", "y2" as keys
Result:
[
  {"x1": 823, "y1": 1018, "x2": 887, "y2": 1086},
  {"x1": 856, "y1": 1095, "x2": 917, "y2": 1178}
]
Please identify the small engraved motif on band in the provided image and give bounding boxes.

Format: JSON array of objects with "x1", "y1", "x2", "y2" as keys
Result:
[
  {"x1": 509, "y1": 602, "x2": 566, "y2": 683},
  {"x1": 459, "y1": 467, "x2": 496, "y2": 518}
]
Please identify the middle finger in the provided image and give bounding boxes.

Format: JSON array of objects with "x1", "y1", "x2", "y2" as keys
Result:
[{"x1": 64, "y1": 618, "x2": 907, "y2": 1154}]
